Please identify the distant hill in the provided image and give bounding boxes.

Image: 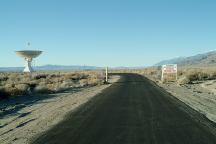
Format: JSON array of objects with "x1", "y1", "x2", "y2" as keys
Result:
[
  {"x1": 0, "y1": 65, "x2": 101, "y2": 72},
  {"x1": 155, "y1": 51, "x2": 216, "y2": 66}
]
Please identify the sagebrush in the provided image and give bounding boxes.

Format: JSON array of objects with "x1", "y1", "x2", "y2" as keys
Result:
[{"x1": 0, "y1": 71, "x2": 105, "y2": 99}]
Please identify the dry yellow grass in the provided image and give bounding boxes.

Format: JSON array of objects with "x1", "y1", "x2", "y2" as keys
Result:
[
  {"x1": 139, "y1": 66, "x2": 216, "y2": 84},
  {"x1": 0, "y1": 71, "x2": 105, "y2": 99},
  {"x1": 109, "y1": 65, "x2": 216, "y2": 84}
]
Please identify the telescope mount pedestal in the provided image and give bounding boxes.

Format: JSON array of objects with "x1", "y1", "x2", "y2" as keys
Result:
[{"x1": 24, "y1": 58, "x2": 33, "y2": 73}]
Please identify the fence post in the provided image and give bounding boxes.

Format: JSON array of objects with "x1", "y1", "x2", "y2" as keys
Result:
[
  {"x1": 161, "y1": 66, "x2": 164, "y2": 82},
  {"x1": 106, "y1": 67, "x2": 108, "y2": 83}
]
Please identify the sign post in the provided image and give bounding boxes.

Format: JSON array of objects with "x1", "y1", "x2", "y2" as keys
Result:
[
  {"x1": 161, "y1": 64, "x2": 178, "y2": 82},
  {"x1": 105, "y1": 67, "x2": 108, "y2": 83}
]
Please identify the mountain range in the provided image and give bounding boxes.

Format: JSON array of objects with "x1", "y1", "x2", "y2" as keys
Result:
[
  {"x1": 0, "y1": 65, "x2": 100, "y2": 72},
  {"x1": 155, "y1": 50, "x2": 216, "y2": 66},
  {"x1": 1, "y1": 50, "x2": 215, "y2": 71},
  {"x1": 0, "y1": 65, "x2": 145, "y2": 72}
]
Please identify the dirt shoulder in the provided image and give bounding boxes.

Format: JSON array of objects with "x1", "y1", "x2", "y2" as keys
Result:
[
  {"x1": 145, "y1": 75, "x2": 216, "y2": 124},
  {"x1": 0, "y1": 76, "x2": 120, "y2": 144}
]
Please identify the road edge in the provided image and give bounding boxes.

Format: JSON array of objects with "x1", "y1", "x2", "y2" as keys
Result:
[{"x1": 143, "y1": 75, "x2": 216, "y2": 137}]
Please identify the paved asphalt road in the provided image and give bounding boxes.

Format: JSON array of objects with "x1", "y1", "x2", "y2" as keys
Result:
[{"x1": 32, "y1": 74, "x2": 216, "y2": 144}]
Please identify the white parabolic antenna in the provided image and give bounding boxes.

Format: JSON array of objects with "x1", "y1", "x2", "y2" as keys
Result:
[{"x1": 16, "y1": 50, "x2": 42, "y2": 72}]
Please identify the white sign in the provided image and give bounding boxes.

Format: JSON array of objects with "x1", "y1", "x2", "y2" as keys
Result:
[
  {"x1": 161, "y1": 64, "x2": 178, "y2": 82},
  {"x1": 162, "y1": 64, "x2": 177, "y2": 74}
]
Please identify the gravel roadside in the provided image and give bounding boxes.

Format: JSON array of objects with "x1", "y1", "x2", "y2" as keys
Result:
[{"x1": 145, "y1": 75, "x2": 216, "y2": 124}]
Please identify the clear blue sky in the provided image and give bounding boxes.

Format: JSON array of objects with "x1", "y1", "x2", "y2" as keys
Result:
[{"x1": 0, "y1": 0, "x2": 216, "y2": 67}]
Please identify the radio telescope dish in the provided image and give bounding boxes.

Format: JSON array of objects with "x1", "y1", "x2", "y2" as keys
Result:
[{"x1": 16, "y1": 50, "x2": 42, "y2": 73}]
